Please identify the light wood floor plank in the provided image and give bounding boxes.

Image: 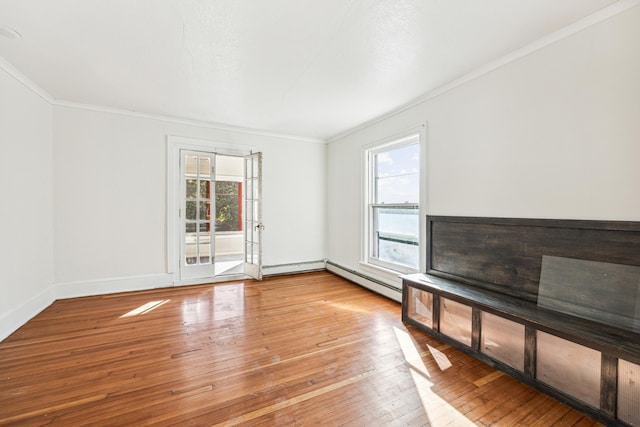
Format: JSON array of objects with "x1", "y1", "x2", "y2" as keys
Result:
[{"x1": 0, "y1": 271, "x2": 603, "y2": 426}]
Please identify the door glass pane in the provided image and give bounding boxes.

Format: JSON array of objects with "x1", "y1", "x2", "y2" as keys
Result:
[
  {"x1": 185, "y1": 245, "x2": 197, "y2": 264},
  {"x1": 186, "y1": 201, "x2": 196, "y2": 220},
  {"x1": 245, "y1": 242, "x2": 252, "y2": 263},
  {"x1": 185, "y1": 223, "x2": 196, "y2": 233},
  {"x1": 199, "y1": 222, "x2": 210, "y2": 232},
  {"x1": 252, "y1": 157, "x2": 259, "y2": 178},
  {"x1": 199, "y1": 157, "x2": 211, "y2": 177},
  {"x1": 246, "y1": 180, "x2": 253, "y2": 201},
  {"x1": 252, "y1": 179, "x2": 259, "y2": 199},
  {"x1": 186, "y1": 179, "x2": 197, "y2": 199},
  {"x1": 253, "y1": 203, "x2": 259, "y2": 227},
  {"x1": 185, "y1": 155, "x2": 197, "y2": 175},
  {"x1": 199, "y1": 201, "x2": 208, "y2": 221},
  {"x1": 245, "y1": 158, "x2": 251, "y2": 178},
  {"x1": 199, "y1": 231, "x2": 211, "y2": 264},
  {"x1": 199, "y1": 180, "x2": 210, "y2": 198}
]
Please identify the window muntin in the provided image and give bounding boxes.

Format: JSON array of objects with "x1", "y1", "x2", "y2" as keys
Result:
[{"x1": 367, "y1": 137, "x2": 420, "y2": 271}]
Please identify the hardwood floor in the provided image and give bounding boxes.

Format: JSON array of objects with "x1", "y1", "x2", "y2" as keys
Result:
[{"x1": 0, "y1": 271, "x2": 602, "y2": 426}]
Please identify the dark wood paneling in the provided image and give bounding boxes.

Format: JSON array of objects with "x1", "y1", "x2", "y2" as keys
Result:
[
  {"x1": 427, "y1": 216, "x2": 640, "y2": 303},
  {"x1": 432, "y1": 293, "x2": 441, "y2": 332},
  {"x1": 539, "y1": 256, "x2": 640, "y2": 333},
  {"x1": 471, "y1": 308, "x2": 481, "y2": 351},
  {"x1": 601, "y1": 354, "x2": 618, "y2": 418},
  {"x1": 405, "y1": 273, "x2": 640, "y2": 364},
  {"x1": 524, "y1": 326, "x2": 537, "y2": 379}
]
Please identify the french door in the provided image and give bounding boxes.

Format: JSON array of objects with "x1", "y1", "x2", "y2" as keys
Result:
[
  {"x1": 180, "y1": 151, "x2": 216, "y2": 280},
  {"x1": 178, "y1": 149, "x2": 263, "y2": 282},
  {"x1": 243, "y1": 152, "x2": 263, "y2": 280}
]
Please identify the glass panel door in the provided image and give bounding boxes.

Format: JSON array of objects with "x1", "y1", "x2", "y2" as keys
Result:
[
  {"x1": 180, "y1": 151, "x2": 216, "y2": 280},
  {"x1": 243, "y1": 152, "x2": 263, "y2": 280}
]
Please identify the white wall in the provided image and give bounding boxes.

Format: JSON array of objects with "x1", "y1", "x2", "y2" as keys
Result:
[
  {"x1": 0, "y1": 65, "x2": 55, "y2": 339},
  {"x1": 53, "y1": 106, "x2": 326, "y2": 292},
  {"x1": 327, "y1": 5, "x2": 640, "y2": 288}
]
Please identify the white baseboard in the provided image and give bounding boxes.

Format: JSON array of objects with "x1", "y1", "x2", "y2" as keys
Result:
[
  {"x1": 0, "y1": 286, "x2": 55, "y2": 342},
  {"x1": 262, "y1": 260, "x2": 326, "y2": 276},
  {"x1": 326, "y1": 261, "x2": 402, "y2": 303},
  {"x1": 54, "y1": 273, "x2": 174, "y2": 299},
  {"x1": 54, "y1": 262, "x2": 327, "y2": 300}
]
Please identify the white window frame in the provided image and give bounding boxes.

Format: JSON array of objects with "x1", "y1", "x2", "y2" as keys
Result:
[{"x1": 362, "y1": 126, "x2": 426, "y2": 275}]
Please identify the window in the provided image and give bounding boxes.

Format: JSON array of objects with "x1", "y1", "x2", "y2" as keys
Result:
[{"x1": 366, "y1": 135, "x2": 420, "y2": 272}]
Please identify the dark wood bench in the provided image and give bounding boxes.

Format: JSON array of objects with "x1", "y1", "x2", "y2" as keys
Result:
[{"x1": 402, "y1": 216, "x2": 640, "y2": 427}]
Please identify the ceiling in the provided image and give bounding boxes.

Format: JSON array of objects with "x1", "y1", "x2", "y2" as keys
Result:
[{"x1": 0, "y1": 0, "x2": 621, "y2": 140}]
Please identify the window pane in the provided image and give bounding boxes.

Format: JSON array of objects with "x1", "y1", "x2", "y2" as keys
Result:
[
  {"x1": 376, "y1": 173, "x2": 419, "y2": 204},
  {"x1": 377, "y1": 239, "x2": 419, "y2": 269},
  {"x1": 375, "y1": 207, "x2": 418, "y2": 239},
  {"x1": 375, "y1": 143, "x2": 419, "y2": 204},
  {"x1": 372, "y1": 207, "x2": 419, "y2": 269}
]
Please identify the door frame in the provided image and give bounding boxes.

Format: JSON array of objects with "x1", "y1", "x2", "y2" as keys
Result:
[{"x1": 167, "y1": 135, "x2": 256, "y2": 285}]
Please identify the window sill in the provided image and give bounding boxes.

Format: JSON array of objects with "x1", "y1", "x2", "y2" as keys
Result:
[{"x1": 358, "y1": 261, "x2": 417, "y2": 286}]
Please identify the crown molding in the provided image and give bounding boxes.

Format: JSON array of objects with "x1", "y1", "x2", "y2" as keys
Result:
[
  {"x1": 0, "y1": 55, "x2": 54, "y2": 103},
  {"x1": 53, "y1": 100, "x2": 326, "y2": 144},
  {"x1": 327, "y1": 0, "x2": 640, "y2": 143},
  {"x1": 1, "y1": 55, "x2": 324, "y2": 144}
]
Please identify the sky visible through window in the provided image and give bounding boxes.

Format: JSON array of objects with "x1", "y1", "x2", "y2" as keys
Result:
[{"x1": 375, "y1": 143, "x2": 419, "y2": 204}]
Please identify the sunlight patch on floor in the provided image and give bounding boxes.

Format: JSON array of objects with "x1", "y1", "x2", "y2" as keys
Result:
[
  {"x1": 393, "y1": 326, "x2": 475, "y2": 426},
  {"x1": 428, "y1": 344, "x2": 453, "y2": 371},
  {"x1": 120, "y1": 300, "x2": 170, "y2": 317}
]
